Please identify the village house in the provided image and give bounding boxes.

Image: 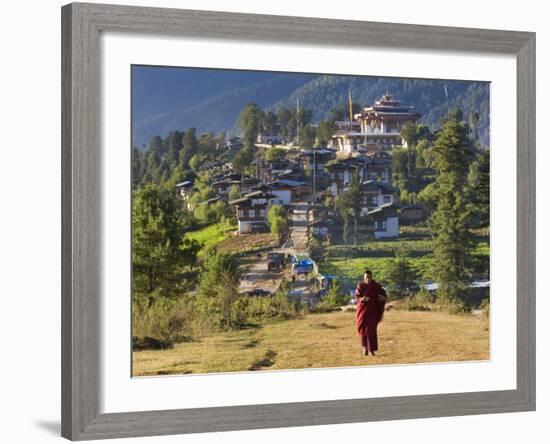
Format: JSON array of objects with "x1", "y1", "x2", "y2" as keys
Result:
[
  {"x1": 331, "y1": 94, "x2": 421, "y2": 156},
  {"x1": 308, "y1": 218, "x2": 333, "y2": 241},
  {"x1": 299, "y1": 148, "x2": 336, "y2": 175},
  {"x1": 211, "y1": 175, "x2": 242, "y2": 199},
  {"x1": 367, "y1": 202, "x2": 400, "y2": 238},
  {"x1": 325, "y1": 161, "x2": 361, "y2": 196},
  {"x1": 229, "y1": 189, "x2": 276, "y2": 234},
  {"x1": 360, "y1": 180, "x2": 397, "y2": 215},
  {"x1": 364, "y1": 157, "x2": 392, "y2": 183},
  {"x1": 265, "y1": 180, "x2": 309, "y2": 205}
]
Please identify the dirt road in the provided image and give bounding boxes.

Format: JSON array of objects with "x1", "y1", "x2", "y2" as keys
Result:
[{"x1": 238, "y1": 202, "x2": 316, "y2": 301}]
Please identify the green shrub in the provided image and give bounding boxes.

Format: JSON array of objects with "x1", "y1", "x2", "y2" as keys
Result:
[
  {"x1": 132, "y1": 295, "x2": 193, "y2": 345},
  {"x1": 398, "y1": 295, "x2": 431, "y2": 312}
]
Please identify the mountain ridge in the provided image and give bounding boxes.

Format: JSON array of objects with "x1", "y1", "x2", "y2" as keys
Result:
[{"x1": 132, "y1": 71, "x2": 490, "y2": 148}]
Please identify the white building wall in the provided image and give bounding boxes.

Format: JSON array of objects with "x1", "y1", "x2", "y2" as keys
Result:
[
  {"x1": 238, "y1": 219, "x2": 266, "y2": 234},
  {"x1": 271, "y1": 189, "x2": 292, "y2": 205},
  {"x1": 374, "y1": 216, "x2": 399, "y2": 239}
]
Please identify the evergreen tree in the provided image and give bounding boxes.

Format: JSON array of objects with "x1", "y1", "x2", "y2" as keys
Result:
[
  {"x1": 300, "y1": 124, "x2": 316, "y2": 150},
  {"x1": 132, "y1": 148, "x2": 144, "y2": 188},
  {"x1": 276, "y1": 107, "x2": 294, "y2": 143},
  {"x1": 148, "y1": 135, "x2": 164, "y2": 154},
  {"x1": 262, "y1": 111, "x2": 278, "y2": 135},
  {"x1": 385, "y1": 249, "x2": 418, "y2": 299},
  {"x1": 166, "y1": 130, "x2": 183, "y2": 166},
  {"x1": 429, "y1": 110, "x2": 475, "y2": 302},
  {"x1": 467, "y1": 150, "x2": 490, "y2": 227},
  {"x1": 180, "y1": 128, "x2": 198, "y2": 169},
  {"x1": 132, "y1": 184, "x2": 199, "y2": 303},
  {"x1": 334, "y1": 172, "x2": 362, "y2": 245},
  {"x1": 316, "y1": 120, "x2": 337, "y2": 147},
  {"x1": 238, "y1": 103, "x2": 264, "y2": 148},
  {"x1": 232, "y1": 146, "x2": 254, "y2": 174}
]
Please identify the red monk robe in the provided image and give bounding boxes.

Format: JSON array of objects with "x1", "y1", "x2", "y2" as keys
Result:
[{"x1": 355, "y1": 280, "x2": 387, "y2": 355}]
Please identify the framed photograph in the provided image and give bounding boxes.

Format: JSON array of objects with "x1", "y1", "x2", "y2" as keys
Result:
[{"x1": 61, "y1": 2, "x2": 535, "y2": 440}]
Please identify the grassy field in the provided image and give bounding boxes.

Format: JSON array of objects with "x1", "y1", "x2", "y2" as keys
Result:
[
  {"x1": 319, "y1": 226, "x2": 489, "y2": 288},
  {"x1": 132, "y1": 309, "x2": 490, "y2": 376},
  {"x1": 184, "y1": 220, "x2": 237, "y2": 256}
]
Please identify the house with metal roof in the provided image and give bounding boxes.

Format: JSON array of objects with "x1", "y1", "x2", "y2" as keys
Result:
[
  {"x1": 367, "y1": 202, "x2": 401, "y2": 238},
  {"x1": 229, "y1": 190, "x2": 276, "y2": 234}
]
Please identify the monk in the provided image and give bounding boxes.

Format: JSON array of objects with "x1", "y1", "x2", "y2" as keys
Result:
[{"x1": 355, "y1": 269, "x2": 387, "y2": 356}]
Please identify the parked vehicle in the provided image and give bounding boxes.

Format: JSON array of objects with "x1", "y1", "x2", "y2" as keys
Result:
[
  {"x1": 292, "y1": 254, "x2": 314, "y2": 275},
  {"x1": 267, "y1": 252, "x2": 285, "y2": 272}
]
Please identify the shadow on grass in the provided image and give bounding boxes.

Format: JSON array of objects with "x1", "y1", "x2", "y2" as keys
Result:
[
  {"x1": 242, "y1": 339, "x2": 261, "y2": 349},
  {"x1": 249, "y1": 349, "x2": 277, "y2": 371},
  {"x1": 157, "y1": 369, "x2": 192, "y2": 375},
  {"x1": 310, "y1": 321, "x2": 338, "y2": 329}
]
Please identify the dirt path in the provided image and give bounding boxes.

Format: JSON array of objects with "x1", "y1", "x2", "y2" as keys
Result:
[
  {"x1": 238, "y1": 202, "x2": 312, "y2": 295},
  {"x1": 238, "y1": 255, "x2": 282, "y2": 294}
]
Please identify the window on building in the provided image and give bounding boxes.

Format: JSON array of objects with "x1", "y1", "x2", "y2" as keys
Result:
[
  {"x1": 383, "y1": 195, "x2": 392, "y2": 203},
  {"x1": 260, "y1": 209, "x2": 266, "y2": 217},
  {"x1": 238, "y1": 210, "x2": 244, "y2": 218},
  {"x1": 376, "y1": 220, "x2": 386, "y2": 230},
  {"x1": 372, "y1": 196, "x2": 378, "y2": 205},
  {"x1": 248, "y1": 209, "x2": 255, "y2": 218}
]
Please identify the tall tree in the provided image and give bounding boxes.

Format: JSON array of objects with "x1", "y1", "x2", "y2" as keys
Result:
[
  {"x1": 166, "y1": 130, "x2": 183, "y2": 166},
  {"x1": 347, "y1": 171, "x2": 363, "y2": 246},
  {"x1": 232, "y1": 146, "x2": 254, "y2": 174},
  {"x1": 262, "y1": 111, "x2": 278, "y2": 135},
  {"x1": 238, "y1": 103, "x2": 264, "y2": 148},
  {"x1": 180, "y1": 128, "x2": 198, "y2": 169},
  {"x1": 467, "y1": 150, "x2": 490, "y2": 227},
  {"x1": 300, "y1": 125, "x2": 316, "y2": 150},
  {"x1": 385, "y1": 248, "x2": 418, "y2": 299},
  {"x1": 316, "y1": 120, "x2": 337, "y2": 147},
  {"x1": 335, "y1": 171, "x2": 362, "y2": 245},
  {"x1": 276, "y1": 107, "x2": 294, "y2": 143},
  {"x1": 148, "y1": 135, "x2": 164, "y2": 154},
  {"x1": 429, "y1": 110, "x2": 475, "y2": 302},
  {"x1": 132, "y1": 184, "x2": 199, "y2": 303},
  {"x1": 267, "y1": 204, "x2": 289, "y2": 245}
]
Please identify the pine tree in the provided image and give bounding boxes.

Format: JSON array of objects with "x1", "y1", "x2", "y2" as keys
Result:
[
  {"x1": 467, "y1": 150, "x2": 490, "y2": 227},
  {"x1": 238, "y1": 103, "x2": 264, "y2": 148},
  {"x1": 166, "y1": 130, "x2": 183, "y2": 166},
  {"x1": 429, "y1": 110, "x2": 475, "y2": 302},
  {"x1": 385, "y1": 248, "x2": 418, "y2": 299},
  {"x1": 180, "y1": 128, "x2": 198, "y2": 169},
  {"x1": 132, "y1": 184, "x2": 199, "y2": 303},
  {"x1": 148, "y1": 135, "x2": 164, "y2": 154}
]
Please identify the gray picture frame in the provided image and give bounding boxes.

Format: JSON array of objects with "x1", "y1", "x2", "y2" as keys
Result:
[{"x1": 61, "y1": 2, "x2": 536, "y2": 440}]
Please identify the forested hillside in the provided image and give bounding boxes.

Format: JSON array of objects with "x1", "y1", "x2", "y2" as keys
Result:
[{"x1": 132, "y1": 69, "x2": 490, "y2": 148}]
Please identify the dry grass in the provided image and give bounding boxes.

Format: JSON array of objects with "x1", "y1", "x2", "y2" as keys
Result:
[
  {"x1": 216, "y1": 233, "x2": 275, "y2": 254},
  {"x1": 132, "y1": 310, "x2": 490, "y2": 376}
]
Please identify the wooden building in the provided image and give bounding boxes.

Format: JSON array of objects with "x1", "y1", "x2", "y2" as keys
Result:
[
  {"x1": 229, "y1": 190, "x2": 276, "y2": 234},
  {"x1": 367, "y1": 202, "x2": 401, "y2": 239}
]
